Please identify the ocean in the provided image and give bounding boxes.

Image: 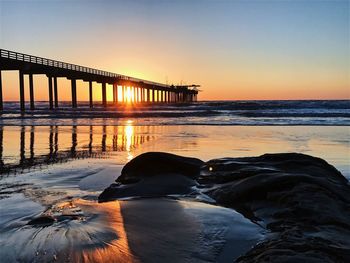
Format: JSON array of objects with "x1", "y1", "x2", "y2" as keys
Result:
[{"x1": 0, "y1": 100, "x2": 349, "y2": 126}]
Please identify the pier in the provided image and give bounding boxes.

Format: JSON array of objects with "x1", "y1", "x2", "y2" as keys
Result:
[{"x1": 0, "y1": 49, "x2": 199, "y2": 111}]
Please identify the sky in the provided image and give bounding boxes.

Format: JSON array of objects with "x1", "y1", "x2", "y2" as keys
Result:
[{"x1": 0, "y1": 0, "x2": 349, "y2": 101}]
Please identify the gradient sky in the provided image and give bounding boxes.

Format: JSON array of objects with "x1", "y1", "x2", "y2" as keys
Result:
[{"x1": 0, "y1": 0, "x2": 349, "y2": 101}]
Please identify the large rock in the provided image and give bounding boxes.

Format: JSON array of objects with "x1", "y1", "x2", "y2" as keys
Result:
[
  {"x1": 202, "y1": 153, "x2": 350, "y2": 262},
  {"x1": 117, "y1": 152, "x2": 204, "y2": 184},
  {"x1": 98, "y1": 152, "x2": 350, "y2": 262},
  {"x1": 98, "y1": 152, "x2": 204, "y2": 201}
]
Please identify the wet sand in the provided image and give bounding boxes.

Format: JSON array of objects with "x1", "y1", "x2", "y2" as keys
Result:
[
  {"x1": 0, "y1": 156, "x2": 263, "y2": 262},
  {"x1": 0, "y1": 125, "x2": 349, "y2": 262}
]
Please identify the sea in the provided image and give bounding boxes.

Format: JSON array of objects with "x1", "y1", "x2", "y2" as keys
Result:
[{"x1": 0, "y1": 100, "x2": 349, "y2": 126}]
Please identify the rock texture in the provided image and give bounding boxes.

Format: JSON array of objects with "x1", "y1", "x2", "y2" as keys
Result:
[
  {"x1": 118, "y1": 152, "x2": 204, "y2": 183},
  {"x1": 202, "y1": 153, "x2": 350, "y2": 263},
  {"x1": 99, "y1": 152, "x2": 350, "y2": 262},
  {"x1": 98, "y1": 152, "x2": 204, "y2": 201}
]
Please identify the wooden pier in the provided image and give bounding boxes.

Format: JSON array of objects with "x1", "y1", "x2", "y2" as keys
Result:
[{"x1": 0, "y1": 49, "x2": 199, "y2": 111}]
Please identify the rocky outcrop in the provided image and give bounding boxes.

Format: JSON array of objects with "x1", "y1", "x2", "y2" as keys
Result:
[
  {"x1": 98, "y1": 152, "x2": 204, "y2": 201},
  {"x1": 99, "y1": 152, "x2": 350, "y2": 262},
  {"x1": 202, "y1": 153, "x2": 350, "y2": 263},
  {"x1": 118, "y1": 152, "x2": 204, "y2": 183}
]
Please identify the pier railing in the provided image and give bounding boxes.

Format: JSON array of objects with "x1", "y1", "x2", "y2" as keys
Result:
[{"x1": 0, "y1": 49, "x2": 169, "y2": 87}]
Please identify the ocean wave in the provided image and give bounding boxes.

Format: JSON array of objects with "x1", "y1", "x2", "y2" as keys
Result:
[{"x1": 0, "y1": 100, "x2": 349, "y2": 126}]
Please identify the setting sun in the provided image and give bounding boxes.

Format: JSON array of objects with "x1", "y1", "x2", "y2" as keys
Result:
[{"x1": 124, "y1": 87, "x2": 133, "y2": 103}]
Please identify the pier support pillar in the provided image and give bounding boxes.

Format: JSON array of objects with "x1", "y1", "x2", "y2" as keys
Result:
[
  {"x1": 53, "y1": 77, "x2": 58, "y2": 108},
  {"x1": 113, "y1": 83, "x2": 118, "y2": 104},
  {"x1": 0, "y1": 71, "x2": 3, "y2": 111},
  {"x1": 48, "y1": 76, "x2": 53, "y2": 110},
  {"x1": 29, "y1": 74, "x2": 34, "y2": 110},
  {"x1": 102, "y1": 83, "x2": 107, "y2": 107},
  {"x1": 71, "y1": 79, "x2": 77, "y2": 108},
  {"x1": 140, "y1": 87, "x2": 143, "y2": 103},
  {"x1": 89, "y1": 81, "x2": 93, "y2": 108},
  {"x1": 134, "y1": 87, "x2": 137, "y2": 103},
  {"x1": 140, "y1": 88, "x2": 142, "y2": 103},
  {"x1": 122, "y1": 86, "x2": 126, "y2": 103},
  {"x1": 19, "y1": 71, "x2": 25, "y2": 112},
  {"x1": 137, "y1": 87, "x2": 140, "y2": 103}
]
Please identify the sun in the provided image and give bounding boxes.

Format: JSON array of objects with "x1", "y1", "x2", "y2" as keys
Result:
[{"x1": 123, "y1": 87, "x2": 134, "y2": 103}]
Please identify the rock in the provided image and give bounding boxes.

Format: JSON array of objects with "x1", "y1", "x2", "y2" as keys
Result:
[
  {"x1": 99, "y1": 174, "x2": 198, "y2": 202},
  {"x1": 117, "y1": 152, "x2": 204, "y2": 184},
  {"x1": 98, "y1": 152, "x2": 203, "y2": 202},
  {"x1": 28, "y1": 215, "x2": 56, "y2": 226},
  {"x1": 202, "y1": 153, "x2": 350, "y2": 263}
]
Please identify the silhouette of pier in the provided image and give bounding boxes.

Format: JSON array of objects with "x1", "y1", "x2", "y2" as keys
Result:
[{"x1": 0, "y1": 49, "x2": 200, "y2": 111}]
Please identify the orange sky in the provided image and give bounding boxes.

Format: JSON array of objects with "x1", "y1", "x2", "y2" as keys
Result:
[{"x1": 1, "y1": 0, "x2": 349, "y2": 101}]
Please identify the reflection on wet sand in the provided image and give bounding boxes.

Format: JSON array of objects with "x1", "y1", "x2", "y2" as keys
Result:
[
  {"x1": 76, "y1": 199, "x2": 137, "y2": 263},
  {"x1": 0, "y1": 124, "x2": 154, "y2": 174},
  {"x1": 0, "y1": 197, "x2": 138, "y2": 263}
]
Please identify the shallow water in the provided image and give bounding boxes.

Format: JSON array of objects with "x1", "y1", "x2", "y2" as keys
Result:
[{"x1": 0, "y1": 124, "x2": 349, "y2": 262}]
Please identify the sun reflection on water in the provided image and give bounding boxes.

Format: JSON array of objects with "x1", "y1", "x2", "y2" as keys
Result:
[{"x1": 125, "y1": 120, "x2": 134, "y2": 161}]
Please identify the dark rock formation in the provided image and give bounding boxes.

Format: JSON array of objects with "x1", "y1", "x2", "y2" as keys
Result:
[
  {"x1": 98, "y1": 173, "x2": 198, "y2": 201},
  {"x1": 99, "y1": 152, "x2": 350, "y2": 262},
  {"x1": 98, "y1": 152, "x2": 204, "y2": 201},
  {"x1": 203, "y1": 153, "x2": 350, "y2": 263},
  {"x1": 118, "y1": 152, "x2": 204, "y2": 183}
]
